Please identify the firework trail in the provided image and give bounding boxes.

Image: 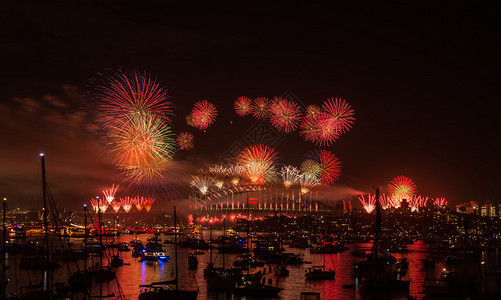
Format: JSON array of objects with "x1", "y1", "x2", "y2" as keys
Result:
[
  {"x1": 280, "y1": 165, "x2": 301, "y2": 189},
  {"x1": 269, "y1": 97, "x2": 302, "y2": 133},
  {"x1": 209, "y1": 165, "x2": 228, "y2": 189},
  {"x1": 389, "y1": 175, "x2": 417, "y2": 201},
  {"x1": 234, "y1": 96, "x2": 253, "y2": 116},
  {"x1": 299, "y1": 175, "x2": 320, "y2": 194},
  {"x1": 251, "y1": 97, "x2": 272, "y2": 119},
  {"x1": 191, "y1": 100, "x2": 218, "y2": 130},
  {"x1": 191, "y1": 175, "x2": 212, "y2": 195},
  {"x1": 409, "y1": 195, "x2": 427, "y2": 212},
  {"x1": 228, "y1": 165, "x2": 244, "y2": 185},
  {"x1": 176, "y1": 132, "x2": 195, "y2": 150},
  {"x1": 236, "y1": 144, "x2": 278, "y2": 184},
  {"x1": 433, "y1": 197, "x2": 447, "y2": 206},
  {"x1": 120, "y1": 197, "x2": 134, "y2": 213},
  {"x1": 358, "y1": 194, "x2": 376, "y2": 213},
  {"x1": 89, "y1": 197, "x2": 108, "y2": 213},
  {"x1": 141, "y1": 197, "x2": 155, "y2": 212},
  {"x1": 110, "y1": 200, "x2": 121, "y2": 213},
  {"x1": 310, "y1": 149, "x2": 342, "y2": 185},
  {"x1": 103, "y1": 184, "x2": 119, "y2": 204},
  {"x1": 133, "y1": 196, "x2": 144, "y2": 212}
]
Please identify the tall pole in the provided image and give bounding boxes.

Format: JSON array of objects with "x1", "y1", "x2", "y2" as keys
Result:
[
  {"x1": 173, "y1": 206, "x2": 178, "y2": 289},
  {"x1": 1, "y1": 198, "x2": 7, "y2": 298},
  {"x1": 41, "y1": 153, "x2": 49, "y2": 293},
  {"x1": 84, "y1": 204, "x2": 88, "y2": 272}
]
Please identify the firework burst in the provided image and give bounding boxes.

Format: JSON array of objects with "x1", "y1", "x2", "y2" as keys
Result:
[
  {"x1": 209, "y1": 165, "x2": 228, "y2": 189},
  {"x1": 191, "y1": 100, "x2": 218, "y2": 130},
  {"x1": 280, "y1": 165, "x2": 301, "y2": 189},
  {"x1": 300, "y1": 159, "x2": 321, "y2": 179},
  {"x1": 299, "y1": 175, "x2": 320, "y2": 194},
  {"x1": 389, "y1": 175, "x2": 417, "y2": 201},
  {"x1": 191, "y1": 175, "x2": 212, "y2": 195},
  {"x1": 310, "y1": 149, "x2": 342, "y2": 185},
  {"x1": 97, "y1": 70, "x2": 174, "y2": 127},
  {"x1": 234, "y1": 96, "x2": 252, "y2": 116},
  {"x1": 227, "y1": 165, "x2": 244, "y2": 185},
  {"x1": 269, "y1": 97, "x2": 302, "y2": 133},
  {"x1": 95, "y1": 70, "x2": 182, "y2": 195},
  {"x1": 236, "y1": 144, "x2": 278, "y2": 184},
  {"x1": 108, "y1": 111, "x2": 176, "y2": 185},
  {"x1": 321, "y1": 97, "x2": 355, "y2": 134},
  {"x1": 251, "y1": 97, "x2": 271, "y2": 119},
  {"x1": 305, "y1": 105, "x2": 321, "y2": 118},
  {"x1": 176, "y1": 132, "x2": 195, "y2": 150}
]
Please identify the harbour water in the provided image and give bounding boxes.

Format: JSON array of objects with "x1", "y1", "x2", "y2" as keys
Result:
[{"x1": 4, "y1": 230, "x2": 501, "y2": 299}]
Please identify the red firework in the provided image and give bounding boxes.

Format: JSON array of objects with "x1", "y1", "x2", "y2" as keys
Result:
[
  {"x1": 305, "y1": 105, "x2": 321, "y2": 118},
  {"x1": 389, "y1": 176, "x2": 417, "y2": 201},
  {"x1": 311, "y1": 149, "x2": 342, "y2": 185},
  {"x1": 358, "y1": 194, "x2": 376, "y2": 214},
  {"x1": 299, "y1": 113, "x2": 341, "y2": 146},
  {"x1": 110, "y1": 200, "x2": 121, "y2": 213},
  {"x1": 236, "y1": 144, "x2": 278, "y2": 184},
  {"x1": 98, "y1": 70, "x2": 174, "y2": 127},
  {"x1": 191, "y1": 100, "x2": 218, "y2": 130},
  {"x1": 433, "y1": 197, "x2": 447, "y2": 206},
  {"x1": 251, "y1": 97, "x2": 271, "y2": 119},
  {"x1": 321, "y1": 98, "x2": 355, "y2": 134},
  {"x1": 176, "y1": 132, "x2": 195, "y2": 150},
  {"x1": 141, "y1": 197, "x2": 155, "y2": 212},
  {"x1": 234, "y1": 96, "x2": 252, "y2": 116},
  {"x1": 269, "y1": 97, "x2": 302, "y2": 133}
]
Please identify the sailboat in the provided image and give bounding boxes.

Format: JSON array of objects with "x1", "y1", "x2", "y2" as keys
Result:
[
  {"x1": 205, "y1": 218, "x2": 243, "y2": 290},
  {"x1": 305, "y1": 253, "x2": 335, "y2": 281},
  {"x1": 139, "y1": 206, "x2": 198, "y2": 300},
  {"x1": 360, "y1": 188, "x2": 410, "y2": 294}
]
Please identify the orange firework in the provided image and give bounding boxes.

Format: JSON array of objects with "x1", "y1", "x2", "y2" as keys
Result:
[
  {"x1": 251, "y1": 97, "x2": 271, "y2": 119},
  {"x1": 234, "y1": 96, "x2": 252, "y2": 116},
  {"x1": 176, "y1": 132, "x2": 195, "y2": 150},
  {"x1": 236, "y1": 144, "x2": 278, "y2": 184}
]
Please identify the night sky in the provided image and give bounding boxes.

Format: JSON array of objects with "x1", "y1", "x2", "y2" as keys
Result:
[{"x1": 1, "y1": 1, "x2": 500, "y2": 209}]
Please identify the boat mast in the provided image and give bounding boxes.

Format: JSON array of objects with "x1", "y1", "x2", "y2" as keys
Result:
[
  {"x1": 173, "y1": 206, "x2": 178, "y2": 290},
  {"x1": 222, "y1": 218, "x2": 225, "y2": 270},
  {"x1": 41, "y1": 153, "x2": 50, "y2": 292},
  {"x1": 84, "y1": 204, "x2": 88, "y2": 272},
  {"x1": 1, "y1": 197, "x2": 7, "y2": 297}
]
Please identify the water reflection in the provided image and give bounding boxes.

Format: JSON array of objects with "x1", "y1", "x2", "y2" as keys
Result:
[{"x1": 4, "y1": 232, "x2": 500, "y2": 299}]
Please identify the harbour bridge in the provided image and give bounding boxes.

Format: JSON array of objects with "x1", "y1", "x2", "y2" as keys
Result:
[{"x1": 189, "y1": 184, "x2": 334, "y2": 220}]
